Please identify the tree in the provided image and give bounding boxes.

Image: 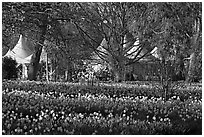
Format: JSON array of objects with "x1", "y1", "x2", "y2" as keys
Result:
[
  {"x1": 2, "y1": 2, "x2": 96, "y2": 81},
  {"x1": 186, "y1": 10, "x2": 201, "y2": 82},
  {"x1": 69, "y1": 2, "x2": 159, "y2": 82},
  {"x1": 44, "y1": 10, "x2": 95, "y2": 82},
  {"x1": 78, "y1": 2, "x2": 202, "y2": 82},
  {"x1": 3, "y1": 3, "x2": 49, "y2": 80},
  {"x1": 165, "y1": 2, "x2": 201, "y2": 82},
  {"x1": 3, "y1": 2, "x2": 201, "y2": 82},
  {"x1": 157, "y1": 2, "x2": 202, "y2": 82},
  {"x1": 143, "y1": 2, "x2": 202, "y2": 100}
]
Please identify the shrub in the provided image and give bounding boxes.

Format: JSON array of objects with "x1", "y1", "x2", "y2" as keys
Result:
[
  {"x1": 2, "y1": 57, "x2": 19, "y2": 80},
  {"x1": 94, "y1": 66, "x2": 114, "y2": 81}
]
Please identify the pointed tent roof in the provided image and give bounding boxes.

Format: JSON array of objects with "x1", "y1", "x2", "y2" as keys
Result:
[
  {"x1": 4, "y1": 49, "x2": 31, "y2": 64},
  {"x1": 11, "y1": 35, "x2": 34, "y2": 59},
  {"x1": 93, "y1": 38, "x2": 160, "y2": 61},
  {"x1": 4, "y1": 35, "x2": 50, "y2": 64},
  {"x1": 3, "y1": 35, "x2": 34, "y2": 64}
]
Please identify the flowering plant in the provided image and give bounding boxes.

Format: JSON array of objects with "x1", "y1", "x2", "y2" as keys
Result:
[{"x1": 2, "y1": 81, "x2": 202, "y2": 135}]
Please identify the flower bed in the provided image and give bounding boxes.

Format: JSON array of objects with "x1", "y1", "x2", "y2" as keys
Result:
[
  {"x1": 2, "y1": 80, "x2": 202, "y2": 135},
  {"x1": 3, "y1": 80, "x2": 201, "y2": 101}
]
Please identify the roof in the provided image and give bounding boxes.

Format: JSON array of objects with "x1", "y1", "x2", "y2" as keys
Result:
[
  {"x1": 11, "y1": 35, "x2": 34, "y2": 59},
  {"x1": 4, "y1": 49, "x2": 31, "y2": 64},
  {"x1": 93, "y1": 37, "x2": 160, "y2": 62},
  {"x1": 3, "y1": 35, "x2": 50, "y2": 64}
]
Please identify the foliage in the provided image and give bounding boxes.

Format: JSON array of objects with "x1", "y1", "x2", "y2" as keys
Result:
[
  {"x1": 2, "y1": 81, "x2": 202, "y2": 135},
  {"x1": 92, "y1": 64, "x2": 114, "y2": 81},
  {"x1": 134, "y1": 2, "x2": 202, "y2": 99},
  {"x1": 71, "y1": 61, "x2": 114, "y2": 82},
  {"x1": 2, "y1": 57, "x2": 19, "y2": 80},
  {"x1": 68, "y1": 2, "x2": 202, "y2": 82},
  {"x1": 2, "y1": 2, "x2": 96, "y2": 80},
  {"x1": 2, "y1": 2, "x2": 202, "y2": 81},
  {"x1": 71, "y1": 3, "x2": 158, "y2": 81},
  {"x1": 156, "y1": 2, "x2": 202, "y2": 82}
]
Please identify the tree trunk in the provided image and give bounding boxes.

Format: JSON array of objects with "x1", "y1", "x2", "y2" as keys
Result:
[
  {"x1": 109, "y1": 55, "x2": 126, "y2": 82},
  {"x1": 114, "y1": 70, "x2": 122, "y2": 82},
  {"x1": 113, "y1": 64, "x2": 125, "y2": 82},
  {"x1": 45, "y1": 51, "x2": 49, "y2": 82},
  {"x1": 186, "y1": 19, "x2": 200, "y2": 83},
  {"x1": 28, "y1": 26, "x2": 47, "y2": 81},
  {"x1": 65, "y1": 70, "x2": 68, "y2": 81},
  {"x1": 187, "y1": 53, "x2": 196, "y2": 82},
  {"x1": 65, "y1": 70, "x2": 72, "y2": 82}
]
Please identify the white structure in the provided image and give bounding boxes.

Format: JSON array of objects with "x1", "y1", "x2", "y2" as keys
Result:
[{"x1": 3, "y1": 35, "x2": 49, "y2": 80}]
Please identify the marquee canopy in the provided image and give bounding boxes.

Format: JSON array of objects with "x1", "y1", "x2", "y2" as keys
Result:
[{"x1": 4, "y1": 35, "x2": 49, "y2": 64}]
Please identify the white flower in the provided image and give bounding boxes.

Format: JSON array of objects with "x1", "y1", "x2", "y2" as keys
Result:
[
  {"x1": 164, "y1": 118, "x2": 167, "y2": 121},
  {"x1": 50, "y1": 110, "x2": 54, "y2": 114},
  {"x1": 39, "y1": 116, "x2": 43, "y2": 121},
  {"x1": 41, "y1": 111, "x2": 45, "y2": 116},
  {"x1": 127, "y1": 116, "x2": 130, "y2": 120}
]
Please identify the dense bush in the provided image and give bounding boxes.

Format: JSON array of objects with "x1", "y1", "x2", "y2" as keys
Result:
[
  {"x1": 2, "y1": 81, "x2": 202, "y2": 135},
  {"x1": 94, "y1": 66, "x2": 114, "y2": 81},
  {"x1": 2, "y1": 57, "x2": 19, "y2": 80}
]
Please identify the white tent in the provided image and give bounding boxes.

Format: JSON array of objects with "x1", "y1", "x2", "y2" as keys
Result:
[
  {"x1": 4, "y1": 35, "x2": 34, "y2": 63},
  {"x1": 3, "y1": 35, "x2": 50, "y2": 80},
  {"x1": 12, "y1": 35, "x2": 33, "y2": 59},
  {"x1": 4, "y1": 49, "x2": 32, "y2": 64}
]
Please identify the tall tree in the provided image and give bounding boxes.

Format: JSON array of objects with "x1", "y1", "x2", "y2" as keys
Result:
[
  {"x1": 3, "y1": 2, "x2": 201, "y2": 82},
  {"x1": 45, "y1": 19, "x2": 94, "y2": 81},
  {"x1": 156, "y1": 2, "x2": 202, "y2": 82},
  {"x1": 184, "y1": 3, "x2": 202, "y2": 82},
  {"x1": 2, "y1": 2, "x2": 77, "y2": 80},
  {"x1": 70, "y1": 2, "x2": 158, "y2": 82},
  {"x1": 3, "y1": 2, "x2": 51, "y2": 80}
]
